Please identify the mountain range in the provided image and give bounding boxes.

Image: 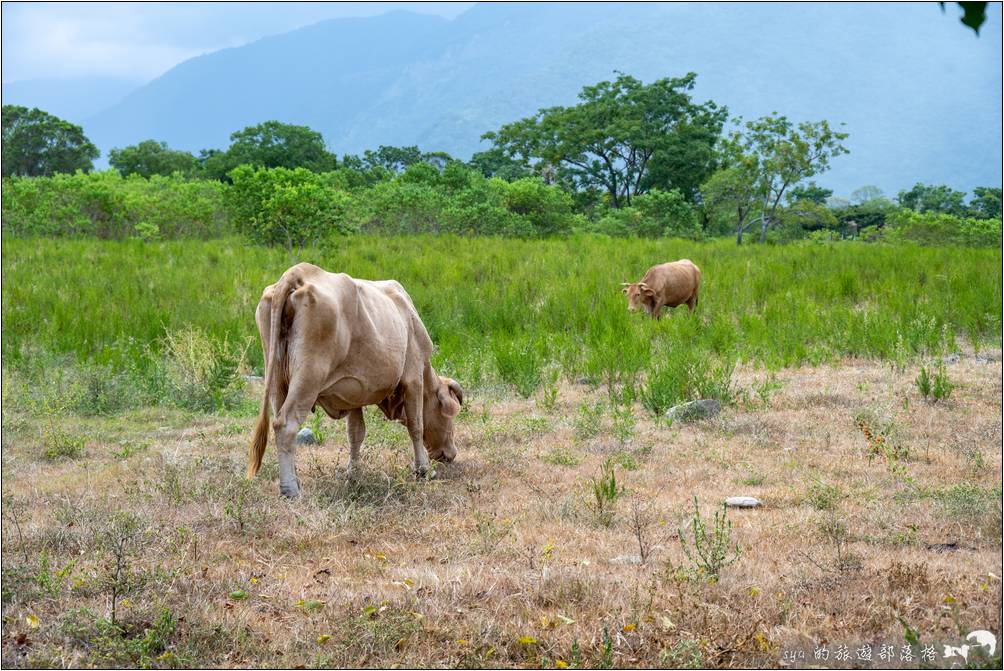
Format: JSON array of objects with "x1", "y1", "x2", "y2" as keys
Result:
[{"x1": 3, "y1": 2, "x2": 1001, "y2": 196}]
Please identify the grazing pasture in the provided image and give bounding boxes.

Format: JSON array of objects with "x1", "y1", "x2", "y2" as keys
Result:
[{"x1": 2, "y1": 235, "x2": 1001, "y2": 668}]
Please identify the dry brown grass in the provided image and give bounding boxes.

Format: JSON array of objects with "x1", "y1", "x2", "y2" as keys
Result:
[{"x1": 2, "y1": 352, "x2": 1001, "y2": 668}]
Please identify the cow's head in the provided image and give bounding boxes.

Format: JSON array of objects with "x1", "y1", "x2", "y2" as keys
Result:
[
  {"x1": 622, "y1": 282, "x2": 655, "y2": 313},
  {"x1": 423, "y1": 376, "x2": 463, "y2": 463}
]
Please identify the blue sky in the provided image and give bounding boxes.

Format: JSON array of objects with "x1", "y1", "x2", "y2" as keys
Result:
[{"x1": 1, "y1": 2, "x2": 474, "y2": 83}]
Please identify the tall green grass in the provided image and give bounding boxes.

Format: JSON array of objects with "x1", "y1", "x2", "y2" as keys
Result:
[{"x1": 2, "y1": 236, "x2": 1000, "y2": 402}]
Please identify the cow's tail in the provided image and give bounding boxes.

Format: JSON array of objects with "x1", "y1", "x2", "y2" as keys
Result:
[{"x1": 248, "y1": 271, "x2": 296, "y2": 478}]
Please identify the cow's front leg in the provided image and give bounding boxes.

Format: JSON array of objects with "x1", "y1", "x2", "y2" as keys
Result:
[
  {"x1": 402, "y1": 383, "x2": 430, "y2": 479},
  {"x1": 345, "y1": 408, "x2": 366, "y2": 479}
]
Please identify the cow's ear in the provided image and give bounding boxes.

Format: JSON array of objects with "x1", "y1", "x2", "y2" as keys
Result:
[
  {"x1": 639, "y1": 282, "x2": 656, "y2": 297},
  {"x1": 437, "y1": 386, "x2": 461, "y2": 417}
]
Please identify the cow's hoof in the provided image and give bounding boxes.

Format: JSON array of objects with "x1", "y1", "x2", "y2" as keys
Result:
[
  {"x1": 279, "y1": 482, "x2": 301, "y2": 498},
  {"x1": 414, "y1": 465, "x2": 434, "y2": 481}
]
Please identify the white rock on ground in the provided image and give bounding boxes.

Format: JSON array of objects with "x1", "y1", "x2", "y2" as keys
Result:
[
  {"x1": 295, "y1": 427, "x2": 318, "y2": 445},
  {"x1": 724, "y1": 496, "x2": 761, "y2": 508},
  {"x1": 665, "y1": 399, "x2": 722, "y2": 422}
]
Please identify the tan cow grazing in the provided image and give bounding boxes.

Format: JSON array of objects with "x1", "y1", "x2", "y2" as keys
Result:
[
  {"x1": 622, "y1": 259, "x2": 701, "y2": 320},
  {"x1": 248, "y1": 263, "x2": 464, "y2": 497}
]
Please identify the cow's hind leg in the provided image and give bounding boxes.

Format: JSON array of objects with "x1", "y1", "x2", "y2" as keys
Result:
[
  {"x1": 345, "y1": 408, "x2": 366, "y2": 479},
  {"x1": 402, "y1": 381, "x2": 431, "y2": 479},
  {"x1": 272, "y1": 384, "x2": 316, "y2": 498}
]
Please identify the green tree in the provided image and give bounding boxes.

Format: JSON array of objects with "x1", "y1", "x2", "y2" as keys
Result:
[
  {"x1": 361, "y1": 145, "x2": 423, "y2": 173},
  {"x1": 778, "y1": 199, "x2": 839, "y2": 239},
  {"x1": 108, "y1": 140, "x2": 198, "y2": 178},
  {"x1": 836, "y1": 198, "x2": 899, "y2": 236},
  {"x1": 850, "y1": 185, "x2": 885, "y2": 204},
  {"x1": 468, "y1": 146, "x2": 533, "y2": 181},
  {"x1": 482, "y1": 72, "x2": 726, "y2": 208},
  {"x1": 897, "y1": 183, "x2": 968, "y2": 216},
  {"x1": 787, "y1": 181, "x2": 832, "y2": 205},
  {"x1": 721, "y1": 114, "x2": 849, "y2": 243},
  {"x1": 700, "y1": 162, "x2": 761, "y2": 244},
  {"x1": 202, "y1": 120, "x2": 336, "y2": 180},
  {"x1": 968, "y1": 187, "x2": 1001, "y2": 219},
  {"x1": 226, "y1": 165, "x2": 355, "y2": 254},
  {"x1": 2, "y1": 105, "x2": 99, "y2": 177}
]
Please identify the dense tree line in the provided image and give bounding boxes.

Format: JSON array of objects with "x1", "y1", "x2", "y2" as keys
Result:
[{"x1": 2, "y1": 70, "x2": 1000, "y2": 248}]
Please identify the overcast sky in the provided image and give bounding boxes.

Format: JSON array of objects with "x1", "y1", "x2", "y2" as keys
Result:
[{"x1": 1, "y1": 2, "x2": 475, "y2": 83}]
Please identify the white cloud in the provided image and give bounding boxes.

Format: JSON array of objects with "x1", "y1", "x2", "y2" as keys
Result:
[{"x1": 1, "y1": 2, "x2": 473, "y2": 83}]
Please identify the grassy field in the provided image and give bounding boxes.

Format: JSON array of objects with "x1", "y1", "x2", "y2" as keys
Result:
[{"x1": 2, "y1": 235, "x2": 1002, "y2": 668}]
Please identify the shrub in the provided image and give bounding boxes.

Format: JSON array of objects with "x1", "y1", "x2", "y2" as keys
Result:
[
  {"x1": 42, "y1": 423, "x2": 86, "y2": 461},
  {"x1": 227, "y1": 165, "x2": 356, "y2": 250},
  {"x1": 677, "y1": 497, "x2": 741, "y2": 581},
  {"x1": 885, "y1": 208, "x2": 1002, "y2": 247},
  {"x1": 915, "y1": 361, "x2": 952, "y2": 401},
  {"x1": 160, "y1": 327, "x2": 248, "y2": 412},
  {"x1": 1, "y1": 171, "x2": 228, "y2": 239},
  {"x1": 640, "y1": 352, "x2": 735, "y2": 416},
  {"x1": 588, "y1": 459, "x2": 625, "y2": 527}
]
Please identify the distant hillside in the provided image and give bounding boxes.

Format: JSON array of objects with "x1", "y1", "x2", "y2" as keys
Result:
[
  {"x1": 2, "y1": 76, "x2": 139, "y2": 122},
  {"x1": 81, "y1": 2, "x2": 1001, "y2": 196}
]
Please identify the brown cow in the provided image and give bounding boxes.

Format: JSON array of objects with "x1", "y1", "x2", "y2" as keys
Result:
[
  {"x1": 622, "y1": 259, "x2": 701, "y2": 320},
  {"x1": 247, "y1": 263, "x2": 463, "y2": 497}
]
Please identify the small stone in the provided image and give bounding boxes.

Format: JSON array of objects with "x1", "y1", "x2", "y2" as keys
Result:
[
  {"x1": 665, "y1": 399, "x2": 722, "y2": 422},
  {"x1": 610, "y1": 554, "x2": 643, "y2": 565},
  {"x1": 724, "y1": 496, "x2": 761, "y2": 508},
  {"x1": 295, "y1": 428, "x2": 318, "y2": 445}
]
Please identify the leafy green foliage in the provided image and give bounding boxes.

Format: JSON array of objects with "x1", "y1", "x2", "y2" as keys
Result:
[
  {"x1": 160, "y1": 326, "x2": 248, "y2": 412},
  {"x1": 787, "y1": 181, "x2": 832, "y2": 205},
  {"x1": 351, "y1": 161, "x2": 580, "y2": 237},
  {"x1": 969, "y1": 186, "x2": 1002, "y2": 219},
  {"x1": 717, "y1": 113, "x2": 849, "y2": 243},
  {"x1": 109, "y1": 140, "x2": 199, "y2": 178},
  {"x1": 201, "y1": 120, "x2": 337, "y2": 179},
  {"x1": 226, "y1": 165, "x2": 356, "y2": 250},
  {"x1": 483, "y1": 72, "x2": 726, "y2": 208},
  {"x1": 897, "y1": 182, "x2": 969, "y2": 216},
  {"x1": 592, "y1": 188, "x2": 700, "y2": 238},
  {"x1": 677, "y1": 498, "x2": 741, "y2": 581},
  {"x1": 915, "y1": 362, "x2": 953, "y2": 401},
  {"x1": 640, "y1": 353, "x2": 735, "y2": 416},
  {"x1": 885, "y1": 208, "x2": 1002, "y2": 247},
  {"x1": 940, "y1": 1, "x2": 990, "y2": 34},
  {"x1": 2, "y1": 105, "x2": 99, "y2": 177},
  {"x1": 1, "y1": 171, "x2": 228, "y2": 239},
  {"x1": 589, "y1": 460, "x2": 625, "y2": 527}
]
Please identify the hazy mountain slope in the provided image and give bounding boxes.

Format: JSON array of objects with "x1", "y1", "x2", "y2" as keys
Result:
[
  {"x1": 2, "y1": 77, "x2": 139, "y2": 122},
  {"x1": 83, "y1": 2, "x2": 1002, "y2": 195}
]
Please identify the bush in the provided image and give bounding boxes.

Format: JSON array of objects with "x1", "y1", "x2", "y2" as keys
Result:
[
  {"x1": 640, "y1": 352, "x2": 735, "y2": 416},
  {"x1": 160, "y1": 327, "x2": 249, "y2": 412},
  {"x1": 591, "y1": 189, "x2": 699, "y2": 239},
  {"x1": 353, "y1": 166, "x2": 579, "y2": 238},
  {"x1": 885, "y1": 209, "x2": 1002, "y2": 247},
  {"x1": 1, "y1": 171, "x2": 228, "y2": 239},
  {"x1": 227, "y1": 165, "x2": 356, "y2": 250}
]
